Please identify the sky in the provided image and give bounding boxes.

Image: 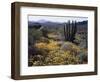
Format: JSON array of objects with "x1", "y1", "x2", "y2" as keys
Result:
[{"x1": 28, "y1": 15, "x2": 88, "y2": 23}]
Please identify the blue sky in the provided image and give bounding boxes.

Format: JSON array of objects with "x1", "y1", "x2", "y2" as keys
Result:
[{"x1": 28, "y1": 15, "x2": 88, "y2": 23}]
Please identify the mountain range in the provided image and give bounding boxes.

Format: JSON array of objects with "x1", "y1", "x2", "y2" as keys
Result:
[{"x1": 28, "y1": 20, "x2": 88, "y2": 32}]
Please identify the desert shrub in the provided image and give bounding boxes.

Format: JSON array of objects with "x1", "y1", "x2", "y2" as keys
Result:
[
  {"x1": 28, "y1": 50, "x2": 80, "y2": 66},
  {"x1": 74, "y1": 33, "x2": 87, "y2": 48},
  {"x1": 45, "y1": 50, "x2": 80, "y2": 65},
  {"x1": 28, "y1": 28, "x2": 43, "y2": 41},
  {"x1": 39, "y1": 37, "x2": 49, "y2": 43},
  {"x1": 78, "y1": 50, "x2": 88, "y2": 64},
  {"x1": 61, "y1": 42, "x2": 81, "y2": 56},
  {"x1": 28, "y1": 54, "x2": 45, "y2": 66},
  {"x1": 28, "y1": 61, "x2": 34, "y2": 66},
  {"x1": 74, "y1": 33, "x2": 81, "y2": 44},
  {"x1": 35, "y1": 40, "x2": 60, "y2": 51},
  {"x1": 28, "y1": 40, "x2": 82, "y2": 66}
]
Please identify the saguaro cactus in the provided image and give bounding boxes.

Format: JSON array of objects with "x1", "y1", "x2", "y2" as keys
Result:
[{"x1": 64, "y1": 20, "x2": 77, "y2": 42}]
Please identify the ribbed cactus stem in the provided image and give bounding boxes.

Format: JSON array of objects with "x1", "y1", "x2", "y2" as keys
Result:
[{"x1": 64, "y1": 20, "x2": 77, "y2": 42}]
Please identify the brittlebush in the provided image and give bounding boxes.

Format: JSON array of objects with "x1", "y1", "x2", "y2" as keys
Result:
[
  {"x1": 45, "y1": 50, "x2": 80, "y2": 65},
  {"x1": 35, "y1": 40, "x2": 59, "y2": 51},
  {"x1": 28, "y1": 40, "x2": 80, "y2": 66}
]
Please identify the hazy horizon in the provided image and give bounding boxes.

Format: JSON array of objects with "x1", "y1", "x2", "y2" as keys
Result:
[{"x1": 28, "y1": 15, "x2": 88, "y2": 23}]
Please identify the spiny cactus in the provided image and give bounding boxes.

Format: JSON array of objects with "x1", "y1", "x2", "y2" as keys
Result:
[{"x1": 64, "y1": 20, "x2": 77, "y2": 42}]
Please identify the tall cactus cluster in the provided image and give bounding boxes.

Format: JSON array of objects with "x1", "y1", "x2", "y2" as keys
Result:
[{"x1": 64, "y1": 20, "x2": 77, "y2": 42}]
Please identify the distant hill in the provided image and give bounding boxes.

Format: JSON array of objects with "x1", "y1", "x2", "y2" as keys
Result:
[
  {"x1": 28, "y1": 20, "x2": 63, "y2": 29},
  {"x1": 28, "y1": 20, "x2": 88, "y2": 32}
]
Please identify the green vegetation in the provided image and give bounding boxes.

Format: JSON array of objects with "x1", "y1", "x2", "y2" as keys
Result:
[
  {"x1": 28, "y1": 20, "x2": 88, "y2": 66},
  {"x1": 28, "y1": 40, "x2": 81, "y2": 66}
]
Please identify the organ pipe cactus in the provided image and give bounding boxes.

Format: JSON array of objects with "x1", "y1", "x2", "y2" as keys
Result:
[{"x1": 64, "y1": 20, "x2": 77, "y2": 42}]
